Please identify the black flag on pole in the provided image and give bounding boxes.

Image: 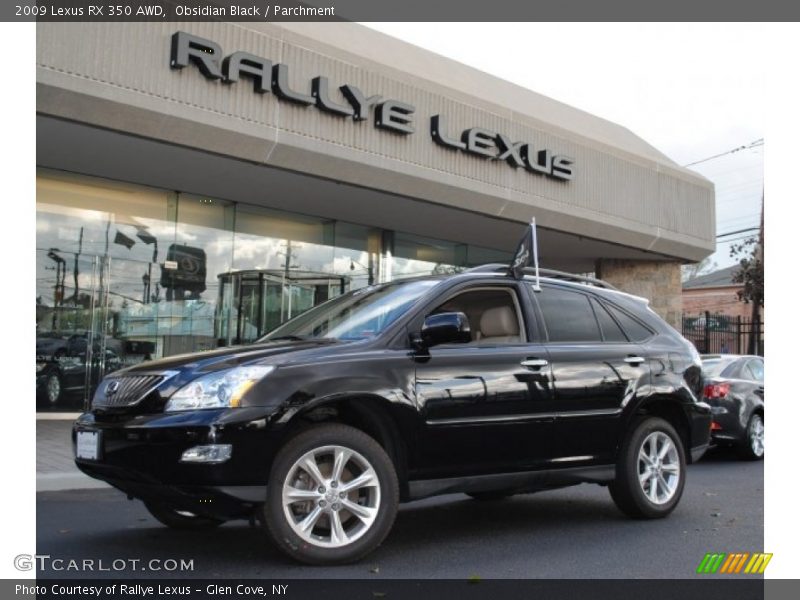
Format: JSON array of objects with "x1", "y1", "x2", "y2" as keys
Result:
[
  {"x1": 113, "y1": 230, "x2": 136, "y2": 250},
  {"x1": 509, "y1": 218, "x2": 541, "y2": 290}
]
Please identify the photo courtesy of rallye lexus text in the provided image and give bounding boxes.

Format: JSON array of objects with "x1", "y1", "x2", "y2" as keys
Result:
[{"x1": 73, "y1": 225, "x2": 712, "y2": 565}]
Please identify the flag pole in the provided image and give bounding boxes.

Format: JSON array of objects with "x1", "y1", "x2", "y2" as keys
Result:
[{"x1": 531, "y1": 217, "x2": 541, "y2": 292}]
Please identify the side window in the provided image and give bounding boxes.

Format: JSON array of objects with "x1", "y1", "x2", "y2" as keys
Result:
[
  {"x1": 535, "y1": 286, "x2": 602, "y2": 342},
  {"x1": 591, "y1": 298, "x2": 628, "y2": 342},
  {"x1": 603, "y1": 302, "x2": 654, "y2": 342},
  {"x1": 431, "y1": 288, "x2": 524, "y2": 345},
  {"x1": 745, "y1": 359, "x2": 764, "y2": 382}
]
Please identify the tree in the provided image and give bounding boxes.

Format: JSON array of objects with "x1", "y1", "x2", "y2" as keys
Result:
[
  {"x1": 729, "y1": 236, "x2": 763, "y2": 308},
  {"x1": 730, "y1": 214, "x2": 764, "y2": 355},
  {"x1": 681, "y1": 256, "x2": 717, "y2": 283},
  {"x1": 431, "y1": 263, "x2": 464, "y2": 275}
]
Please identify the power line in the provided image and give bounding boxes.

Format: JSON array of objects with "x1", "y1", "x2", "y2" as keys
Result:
[
  {"x1": 716, "y1": 234, "x2": 758, "y2": 245},
  {"x1": 683, "y1": 138, "x2": 764, "y2": 168},
  {"x1": 717, "y1": 227, "x2": 759, "y2": 239}
]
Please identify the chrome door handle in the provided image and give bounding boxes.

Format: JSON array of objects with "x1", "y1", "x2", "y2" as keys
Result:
[
  {"x1": 624, "y1": 356, "x2": 645, "y2": 365},
  {"x1": 521, "y1": 358, "x2": 549, "y2": 368}
]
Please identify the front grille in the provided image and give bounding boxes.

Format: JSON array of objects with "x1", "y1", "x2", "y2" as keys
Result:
[{"x1": 92, "y1": 374, "x2": 166, "y2": 408}]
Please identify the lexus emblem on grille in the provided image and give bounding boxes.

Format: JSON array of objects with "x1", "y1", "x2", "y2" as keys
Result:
[{"x1": 105, "y1": 381, "x2": 120, "y2": 395}]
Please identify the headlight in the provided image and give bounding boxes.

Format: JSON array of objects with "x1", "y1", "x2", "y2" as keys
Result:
[{"x1": 164, "y1": 365, "x2": 274, "y2": 412}]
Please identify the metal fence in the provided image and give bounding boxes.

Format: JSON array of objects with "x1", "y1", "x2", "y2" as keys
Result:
[{"x1": 681, "y1": 311, "x2": 763, "y2": 356}]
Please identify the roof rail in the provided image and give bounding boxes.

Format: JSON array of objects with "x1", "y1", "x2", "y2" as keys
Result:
[
  {"x1": 464, "y1": 263, "x2": 508, "y2": 273},
  {"x1": 464, "y1": 263, "x2": 618, "y2": 290}
]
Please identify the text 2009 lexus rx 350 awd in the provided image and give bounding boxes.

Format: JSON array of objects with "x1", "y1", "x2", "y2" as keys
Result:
[{"x1": 74, "y1": 265, "x2": 711, "y2": 565}]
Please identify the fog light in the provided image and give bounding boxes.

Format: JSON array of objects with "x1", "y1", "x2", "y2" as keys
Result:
[{"x1": 180, "y1": 444, "x2": 232, "y2": 464}]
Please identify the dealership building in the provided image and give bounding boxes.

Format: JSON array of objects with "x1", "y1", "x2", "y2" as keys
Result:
[{"x1": 35, "y1": 21, "x2": 715, "y2": 410}]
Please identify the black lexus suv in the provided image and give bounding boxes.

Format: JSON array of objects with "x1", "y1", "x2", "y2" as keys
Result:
[{"x1": 74, "y1": 265, "x2": 711, "y2": 565}]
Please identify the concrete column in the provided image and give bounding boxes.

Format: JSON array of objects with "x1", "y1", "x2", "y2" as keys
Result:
[{"x1": 595, "y1": 259, "x2": 682, "y2": 329}]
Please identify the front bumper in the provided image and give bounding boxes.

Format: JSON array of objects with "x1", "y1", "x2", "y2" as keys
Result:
[{"x1": 73, "y1": 407, "x2": 282, "y2": 518}]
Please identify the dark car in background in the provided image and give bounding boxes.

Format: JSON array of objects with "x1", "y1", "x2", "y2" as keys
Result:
[
  {"x1": 701, "y1": 354, "x2": 764, "y2": 460},
  {"x1": 37, "y1": 348, "x2": 123, "y2": 406},
  {"x1": 74, "y1": 265, "x2": 712, "y2": 565},
  {"x1": 36, "y1": 333, "x2": 128, "y2": 406}
]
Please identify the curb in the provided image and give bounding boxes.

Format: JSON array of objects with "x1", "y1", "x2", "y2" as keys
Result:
[
  {"x1": 36, "y1": 473, "x2": 110, "y2": 492},
  {"x1": 37, "y1": 413, "x2": 81, "y2": 421}
]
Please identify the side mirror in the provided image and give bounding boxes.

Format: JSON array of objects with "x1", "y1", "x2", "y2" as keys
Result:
[{"x1": 418, "y1": 312, "x2": 471, "y2": 348}]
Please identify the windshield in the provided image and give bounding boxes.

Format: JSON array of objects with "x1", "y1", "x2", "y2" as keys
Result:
[{"x1": 260, "y1": 279, "x2": 441, "y2": 342}]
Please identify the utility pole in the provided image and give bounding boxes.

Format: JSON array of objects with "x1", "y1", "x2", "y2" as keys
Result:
[
  {"x1": 748, "y1": 192, "x2": 764, "y2": 355},
  {"x1": 72, "y1": 226, "x2": 83, "y2": 304},
  {"x1": 278, "y1": 240, "x2": 299, "y2": 322}
]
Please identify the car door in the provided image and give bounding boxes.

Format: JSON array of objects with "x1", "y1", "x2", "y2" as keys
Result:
[
  {"x1": 412, "y1": 281, "x2": 555, "y2": 479},
  {"x1": 529, "y1": 283, "x2": 652, "y2": 466},
  {"x1": 742, "y1": 357, "x2": 765, "y2": 407}
]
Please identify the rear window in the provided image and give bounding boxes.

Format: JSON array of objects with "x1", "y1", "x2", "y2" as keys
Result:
[{"x1": 702, "y1": 358, "x2": 738, "y2": 378}]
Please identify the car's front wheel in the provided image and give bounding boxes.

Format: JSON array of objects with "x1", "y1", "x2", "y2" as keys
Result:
[
  {"x1": 739, "y1": 413, "x2": 764, "y2": 461},
  {"x1": 263, "y1": 423, "x2": 399, "y2": 565},
  {"x1": 609, "y1": 416, "x2": 686, "y2": 519}
]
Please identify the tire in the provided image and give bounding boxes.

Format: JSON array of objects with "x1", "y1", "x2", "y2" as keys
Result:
[
  {"x1": 467, "y1": 491, "x2": 515, "y2": 501},
  {"x1": 144, "y1": 502, "x2": 225, "y2": 530},
  {"x1": 45, "y1": 373, "x2": 62, "y2": 404},
  {"x1": 262, "y1": 423, "x2": 399, "y2": 565},
  {"x1": 609, "y1": 416, "x2": 686, "y2": 519},
  {"x1": 738, "y1": 413, "x2": 764, "y2": 461}
]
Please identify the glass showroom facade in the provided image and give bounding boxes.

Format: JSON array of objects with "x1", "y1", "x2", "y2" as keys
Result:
[{"x1": 35, "y1": 169, "x2": 511, "y2": 410}]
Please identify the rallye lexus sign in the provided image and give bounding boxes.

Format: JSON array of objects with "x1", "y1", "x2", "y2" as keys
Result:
[{"x1": 170, "y1": 32, "x2": 575, "y2": 181}]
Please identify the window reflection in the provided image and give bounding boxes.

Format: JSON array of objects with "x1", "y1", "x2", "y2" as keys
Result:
[{"x1": 35, "y1": 170, "x2": 512, "y2": 411}]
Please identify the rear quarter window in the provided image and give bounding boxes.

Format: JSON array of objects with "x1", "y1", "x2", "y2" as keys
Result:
[
  {"x1": 602, "y1": 302, "x2": 654, "y2": 342},
  {"x1": 590, "y1": 298, "x2": 628, "y2": 342}
]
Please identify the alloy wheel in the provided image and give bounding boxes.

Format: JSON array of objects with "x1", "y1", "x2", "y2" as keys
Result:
[
  {"x1": 749, "y1": 415, "x2": 764, "y2": 457},
  {"x1": 637, "y1": 431, "x2": 681, "y2": 505},
  {"x1": 46, "y1": 374, "x2": 61, "y2": 404},
  {"x1": 281, "y1": 445, "x2": 380, "y2": 548}
]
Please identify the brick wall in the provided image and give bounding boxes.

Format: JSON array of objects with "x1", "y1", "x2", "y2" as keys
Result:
[
  {"x1": 682, "y1": 285, "x2": 763, "y2": 323},
  {"x1": 682, "y1": 286, "x2": 751, "y2": 318},
  {"x1": 596, "y1": 259, "x2": 682, "y2": 329}
]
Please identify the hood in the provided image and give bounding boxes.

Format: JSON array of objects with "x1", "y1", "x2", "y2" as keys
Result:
[{"x1": 121, "y1": 338, "x2": 344, "y2": 375}]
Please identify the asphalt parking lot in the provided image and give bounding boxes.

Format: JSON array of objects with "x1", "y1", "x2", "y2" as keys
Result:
[{"x1": 36, "y1": 448, "x2": 762, "y2": 579}]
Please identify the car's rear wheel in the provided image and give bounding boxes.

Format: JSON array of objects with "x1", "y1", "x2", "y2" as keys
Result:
[
  {"x1": 739, "y1": 413, "x2": 764, "y2": 461},
  {"x1": 609, "y1": 416, "x2": 686, "y2": 519},
  {"x1": 143, "y1": 502, "x2": 225, "y2": 530},
  {"x1": 263, "y1": 423, "x2": 399, "y2": 565}
]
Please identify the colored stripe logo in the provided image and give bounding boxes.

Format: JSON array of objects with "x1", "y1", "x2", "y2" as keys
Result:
[{"x1": 697, "y1": 552, "x2": 772, "y2": 574}]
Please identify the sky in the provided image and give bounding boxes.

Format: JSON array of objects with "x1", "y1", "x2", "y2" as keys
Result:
[{"x1": 365, "y1": 23, "x2": 765, "y2": 270}]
